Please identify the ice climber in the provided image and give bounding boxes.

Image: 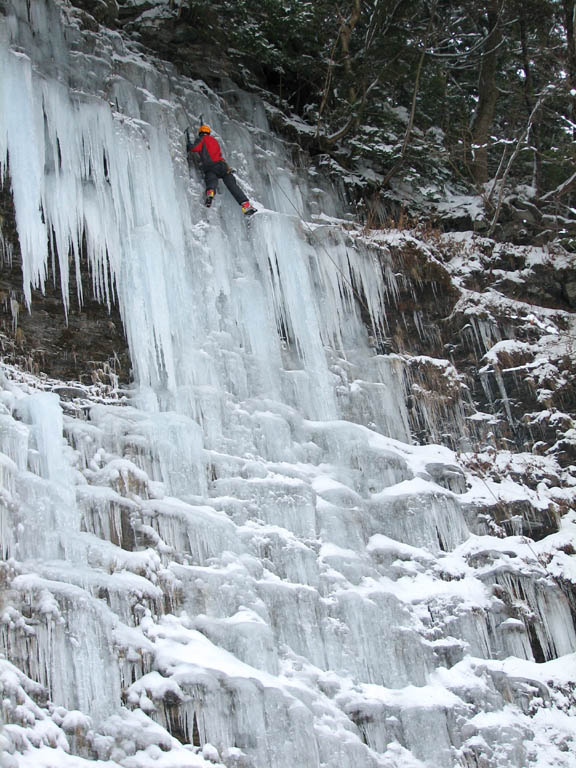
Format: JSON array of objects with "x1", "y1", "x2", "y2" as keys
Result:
[{"x1": 187, "y1": 124, "x2": 257, "y2": 216}]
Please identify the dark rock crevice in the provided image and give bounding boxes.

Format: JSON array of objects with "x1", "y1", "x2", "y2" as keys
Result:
[{"x1": 0, "y1": 179, "x2": 131, "y2": 386}]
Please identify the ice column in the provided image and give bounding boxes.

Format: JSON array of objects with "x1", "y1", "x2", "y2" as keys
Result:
[{"x1": 14, "y1": 392, "x2": 80, "y2": 561}]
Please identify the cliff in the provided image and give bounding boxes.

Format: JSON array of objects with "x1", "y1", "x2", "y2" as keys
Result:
[{"x1": 0, "y1": 2, "x2": 575, "y2": 768}]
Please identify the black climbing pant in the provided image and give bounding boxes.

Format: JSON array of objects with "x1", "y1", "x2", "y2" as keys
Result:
[{"x1": 203, "y1": 160, "x2": 248, "y2": 206}]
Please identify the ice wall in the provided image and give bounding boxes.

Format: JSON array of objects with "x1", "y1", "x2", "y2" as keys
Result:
[
  {"x1": 0, "y1": 2, "x2": 575, "y2": 768},
  {"x1": 0, "y1": 0, "x2": 402, "y2": 438}
]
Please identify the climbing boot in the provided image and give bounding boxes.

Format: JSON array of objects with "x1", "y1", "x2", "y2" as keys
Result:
[
  {"x1": 205, "y1": 189, "x2": 215, "y2": 207},
  {"x1": 241, "y1": 201, "x2": 256, "y2": 216}
]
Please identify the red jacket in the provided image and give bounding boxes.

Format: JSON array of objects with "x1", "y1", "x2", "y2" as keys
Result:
[{"x1": 189, "y1": 134, "x2": 224, "y2": 166}]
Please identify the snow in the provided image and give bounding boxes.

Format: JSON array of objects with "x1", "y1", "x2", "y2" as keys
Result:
[{"x1": 0, "y1": 1, "x2": 575, "y2": 768}]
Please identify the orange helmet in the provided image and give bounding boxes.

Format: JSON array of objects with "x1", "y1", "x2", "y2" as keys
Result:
[{"x1": 198, "y1": 124, "x2": 211, "y2": 135}]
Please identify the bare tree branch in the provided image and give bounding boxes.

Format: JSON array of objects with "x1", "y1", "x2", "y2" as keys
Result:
[
  {"x1": 487, "y1": 92, "x2": 548, "y2": 236},
  {"x1": 379, "y1": 3, "x2": 437, "y2": 187},
  {"x1": 315, "y1": 26, "x2": 345, "y2": 139},
  {"x1": 540, "y1": 170, "x2": 576, "y2": 201}
]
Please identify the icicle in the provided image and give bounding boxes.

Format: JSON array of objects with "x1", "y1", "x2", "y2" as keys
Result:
[
  {"x1": 17, "y1": 392, "x2": 67, "y2": 482},
  {"x1": 0, "y1": 45, "x2": 48, "y2": 305}
]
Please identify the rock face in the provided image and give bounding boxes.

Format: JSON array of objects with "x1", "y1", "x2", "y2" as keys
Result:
[
  {"x1": 0, "y1": 2, "x2": 575, "y2": 768},
  {"x1": 70, "y1": 0, "x2": 119, "y2": 26},
  {"x1": 0, "y1": 185, "x2": 131, "y2": 387}
]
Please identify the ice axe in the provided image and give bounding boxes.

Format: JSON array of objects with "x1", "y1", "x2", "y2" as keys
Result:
[{"x1": 185, "y1": 114, "x2": 205, "y2": 151}]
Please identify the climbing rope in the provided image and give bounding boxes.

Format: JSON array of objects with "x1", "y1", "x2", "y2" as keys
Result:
[
  {"x1": 273, "y1": 179, "x2": 567, "y2": 597},
  {"x1": 461, "y1": 450, "x2": 567, "y2": 587},
  {"x1": 272, "y1": 182, "x2": 384, "y2": 334},
  {"x1": 183, "y1": 112, "x2": 381, "y2": 328}
]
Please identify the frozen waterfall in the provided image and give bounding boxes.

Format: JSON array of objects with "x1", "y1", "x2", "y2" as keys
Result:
[{"x1": 0, "y1": 2, "x2": 575, "y2": 768}]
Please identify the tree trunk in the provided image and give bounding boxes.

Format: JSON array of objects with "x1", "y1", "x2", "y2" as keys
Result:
[
  {"x1": 339, "y1": 0, "x2": 363, "y2": 105},
  {"x1": 562, "y1": 0, "x2": 576, "y2": 138},
  {"x1": 470, "y1": 0, "x2": 504, "y2": 185},
  {"x1": 518, "y1": 5, "x2": 542, "y2": 193}
]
